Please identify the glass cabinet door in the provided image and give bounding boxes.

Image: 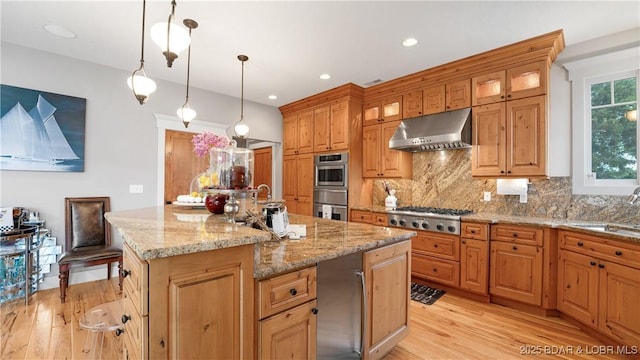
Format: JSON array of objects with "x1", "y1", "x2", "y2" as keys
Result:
[
  {"x1": 506, "y1": 61, "x2": 547, "y2": 100},
  {"x1": 472, "y1": 71, "x2": 506, "y2": 106}
]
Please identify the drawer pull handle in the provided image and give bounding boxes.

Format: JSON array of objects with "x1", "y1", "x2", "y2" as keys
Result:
[
  {"x1": 512, "y1": 246, "x2": 518, "y2": 251},
  {"x1": 289, "y1": 288, "x2": 297, "y2": 296},
  {"x1": 115, "y1": 328, "x2": 124, "y2": 336},
  {"x1": 577, "y1": 242, "x2": 584, "y2": 247},
  {"x1": 615, "y1": 251, "x2": 622, "y2": 256},
  {"x1": 461, "y1": 240, "x2": 466, "y2": 244},
  {"x1": 311, "y1": 307, "x2": 318, "y2": 315},
  {"x1": 122, "y1": 314, "x2": 131, "y2": 324},
  {"x1": 470, "y1": 230, "x2": 476, "y2": 234},
  {"x1": 121, "y1": 269, "x2": 131, "y2": 278},
  {"x1": 590, "y1": 261, "x2": 596, "y2": 266},
  {"x1": 598, "y1": 264, "x2": 605, "y2": 269},
  {"x1": 512, "y1": 233, "x2": 518, "y2": 237},
  {"x1": 433, "y1": 268, "x2": 437, "y2": 272},
  {"x1": 433, "y1": 244, "x2": 438, "y2": 248}
]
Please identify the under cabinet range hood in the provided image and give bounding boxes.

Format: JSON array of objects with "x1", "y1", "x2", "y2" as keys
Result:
[{"x1": 388, "y1": 107, "x2": 472, "y2": 152}]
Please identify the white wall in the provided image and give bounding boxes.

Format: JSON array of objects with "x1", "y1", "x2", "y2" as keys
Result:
[{"x1": 0, "y1": 42, "x2": 282, "y2": 289}]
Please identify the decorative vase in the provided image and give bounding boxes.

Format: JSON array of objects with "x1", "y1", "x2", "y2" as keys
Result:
[{"x1": 205, "y1": 194, "x2": 228, "y2": 214}]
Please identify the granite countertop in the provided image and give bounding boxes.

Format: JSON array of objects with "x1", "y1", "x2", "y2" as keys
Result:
[
  {"x1": 351, "y1": 206, "x2": 640, "y2": 244},
  {"x1": 105, "y1": 205, "x2": 417, "y2": 279}
]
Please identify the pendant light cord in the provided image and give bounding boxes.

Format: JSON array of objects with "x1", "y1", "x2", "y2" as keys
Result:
[
  {"x1": 185, "y1": 28, "x2": 192, "y2": 101},
  {"x1": 166, "y1": 0, "x2": 177, "y2": 54},
  {"x1": 139, "y1": 0, "x2": 146, "y2": 65},
  {"x1": 240, "y1": 59, "x2": 244, "y2": 120}
]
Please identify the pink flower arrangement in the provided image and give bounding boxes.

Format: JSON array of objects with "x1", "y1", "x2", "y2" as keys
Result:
[{"x1": 191, "y1": 131, "x2": 230, "y2": 158}]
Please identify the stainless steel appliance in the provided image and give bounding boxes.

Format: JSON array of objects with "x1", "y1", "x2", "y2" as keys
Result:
[
  {"x1": 317, "y1": 251, "x2": 364, "y2": 359},
  {"x1": 387, "y1": 206, "x2": 473, "y2": 235},
  {"x1": 314, "y1": 152, "x2": 349, "y2": 221},
  {"x1": 388, "y1": 108, "x2": 472, "y2": 152},
  {"x1": 315, "y1": 152, "x2": 348, "y2": 187}
]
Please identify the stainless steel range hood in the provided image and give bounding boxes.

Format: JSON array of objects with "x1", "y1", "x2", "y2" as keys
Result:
[{"x1": 388, "y1": 108, "x2": 472, "y2": 152}]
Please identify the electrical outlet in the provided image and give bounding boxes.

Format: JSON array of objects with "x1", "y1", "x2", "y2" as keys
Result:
[
  {"x1": 483, "y1": 191, "x2": 491, "y2": 202},
  {"x1": 129, "y1": 184, "x2": 143, "y2": 193}
]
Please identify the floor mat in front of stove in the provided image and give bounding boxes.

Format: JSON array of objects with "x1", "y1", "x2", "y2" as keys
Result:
[{"x1": 410, "y1": 282, "x2": 446, "y2": 305}]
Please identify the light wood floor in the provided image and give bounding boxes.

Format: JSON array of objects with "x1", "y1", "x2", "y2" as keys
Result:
[{"x1": 1, "y1": 279, "x2": 634, "y2": 359}]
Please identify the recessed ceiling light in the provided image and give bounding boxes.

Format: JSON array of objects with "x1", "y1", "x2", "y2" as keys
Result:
[
  {"x1": 268, "y1": 94, "x2": 278, "y2": 100},
  {"x1": 402, "y1": 38, "x2": 418, "y2": 47},
  {"x1": 43, "y1": 24, "x2": 77, "y2": 39},
  {"x1": 319, "y1": 73, "x2": 331, "y2": 80}
]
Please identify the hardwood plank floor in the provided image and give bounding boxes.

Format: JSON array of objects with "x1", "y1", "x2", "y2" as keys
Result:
[{"x1": 1, "y1": 279, "x2": 636, "y2": 359}]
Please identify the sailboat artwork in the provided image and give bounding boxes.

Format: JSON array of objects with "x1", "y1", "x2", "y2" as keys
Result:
[{"x1": 1, "y1": 84, "x2": 85, "y2": 172}]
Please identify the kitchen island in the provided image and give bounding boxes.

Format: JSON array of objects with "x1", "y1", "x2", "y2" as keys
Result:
[{"x1": 105, "y1": 205, "x2": 416, "y2": 359}]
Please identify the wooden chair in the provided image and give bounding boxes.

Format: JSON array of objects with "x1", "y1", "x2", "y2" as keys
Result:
[{"x1": 58, "y1": 197, "x2": 122, "y2": 303}]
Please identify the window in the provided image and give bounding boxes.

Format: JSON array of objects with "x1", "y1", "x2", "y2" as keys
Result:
[{"x1": 565, "y1": 47, "x2": 640, "y2": 195}]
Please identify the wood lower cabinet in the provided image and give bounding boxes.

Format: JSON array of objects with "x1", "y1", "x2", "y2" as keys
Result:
[
  {"x1": 558, "y1": 230, "x2": 640, "y2": 346},
  {"x1": 283, "y1": 153, "x2": 313, "y2": 216},
  {"x1": 460, "y1": 222, "x2": 489, "y2": 295},
  {"x1": 350, "y1": 210, "x2": 388, "y2": 226},
  {"x1": 362, "y1": 121, "x2": 412, "y2": 178},
  {"x1": 411, "y1": 231, "x2": 460, "y2": 288},
  {"x1": 490, "y1": 241, "x2": 543, "y2": 305},
  {"x1": 363, "y1": 240, "x2": 411, "y2": 360},
  {"x1": 121, "y1": 243, "x2": 255, "y2": 359},
  {"x1": 258, "y1": 267, "x2": 318, "y2": 360}
]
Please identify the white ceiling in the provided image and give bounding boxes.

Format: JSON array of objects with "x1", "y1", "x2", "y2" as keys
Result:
[{"x1": 1, "y1": 1, "x2": 639, "y2": 108}]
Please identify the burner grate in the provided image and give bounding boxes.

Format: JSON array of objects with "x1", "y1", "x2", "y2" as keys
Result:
[{"x1": 393, "y1": 206, "x2": 473, "y2": 216}]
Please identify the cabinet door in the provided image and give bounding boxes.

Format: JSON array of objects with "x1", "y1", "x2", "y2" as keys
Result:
[
  {"x1": 445, "y1": 79, "x2": 471, "y2": 111},
  {"x1": 382, "y1": 96, "x2": 402, "y2": 122},
  {"x1": 557, "y1": 250, "x2": 598, "y2": 327},
  {"x1": 380, "y1": 121, "x2": 409, "y2": 177},
  {"x1": 296, "y1": 153, "x2": 314, "y2": 205},
  {"x1": 422, "y1": 85, "x2": 445, "y2": 115},
  {"x1": 148, "y1": 245, "x2": 254, "y2": 359},
  {"x1": 506, "y1": 61, "x2": 547, "y2": 100},
  {"x1": 363, "y1": 240, "x2": 411, "y2": 360},
  {"x1": 472, "y1": 102, "x2": 506, "y2": 176},
  {"x1": 506, "y1": 95, "x2": 546, "y2": 176},
  {"x1": 283, "y1": 114, "x2": 298, "y2": 156},
  {"x1": 330, "y1": 102, "x2": 349, "y2": 150},
  {"x1": 259, "y1": 300, "x2": 318, "y2": 360},
  {"x1": 489, "y1": 242, "x2": 542, "y2": 306},
  {"x1": 283, "y1": 155, "x2": 298, "y2": 202},
  {"x1": 362, "y1": 125, "x2": 382, "y2": 177},
  {"x1": 313, "y1": 106, "x2": 330, "y2": 152},
  {"x1": 363, "y1": 101, "x2": 382, "y2": 126},
  {"x1": 297, "y1": 110, "x2": 314, "y2": 154},
  {"x1": 598, "y1": 261, "x2": 640, "y2": 346},
  {"x1": 402, "y1": 91, "x2": 422, "y2": 119},
  {"x1": 460, "y1": 238, "x2": 489, "y2": 295},
  {"x1": 472, "y1": 70, "x2": 506, "y2": 106}
]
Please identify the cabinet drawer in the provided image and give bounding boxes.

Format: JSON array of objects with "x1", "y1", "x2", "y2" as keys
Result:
[
  {"x1": 412, "y1": 253, "x2": 459, "y2": 287},
  {"x1": 559, "y1": 230, "x2": 640, "y2": 269},
  {"x1": 258, "y1": 299, "x2": 317, "y2": 360},
  {"x1": 461, "y1": 222, "x2": 489, "y2": 241},
  {"x1": 123, "y1": 243, "x2": 148, "y2": 315},
  {"x1": 412, "y1": 232, "x2": 459, "y2": 261},
  {"x1": 374, "y1": 214, "x2": 389, "y2": 226},
  {"x1": 122, "y1": 294, "x2": 148, "y2": 360},
  {"x1": 258, "y1": 266, "x2": 317, "y2": 320},
  {"x1": 351, "y1": 210, "x2": 374, "y2": 224},
  {"x1": 491, "y1": 225, "x2": 543, "y2": 246}
]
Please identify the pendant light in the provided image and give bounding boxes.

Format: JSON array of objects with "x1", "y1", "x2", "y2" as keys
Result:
[
  {"x1": 177, "y1": 19, "x2": 198, "y2": 128},
  {"x1": 234, "y1": 55, "x2": 250, "y2": 139},
  {"x1": 127, "y1": 0, "x2": 156, "y2": 104},
  {"x1": 150, "y1": 0, "x2": 191, "y2": 67}
]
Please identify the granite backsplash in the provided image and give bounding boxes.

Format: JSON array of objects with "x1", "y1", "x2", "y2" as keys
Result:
[{"x1": 372, "y1": 149, "x2": 640, "y2": 224}]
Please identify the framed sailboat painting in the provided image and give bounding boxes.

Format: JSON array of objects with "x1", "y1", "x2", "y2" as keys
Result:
[{"x1": 0, "y1": 84, "x2": 86, "y2": 172}]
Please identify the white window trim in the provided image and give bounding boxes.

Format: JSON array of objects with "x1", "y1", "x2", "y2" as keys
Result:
[{"x1": 564, "y1": 47, "x2": 640, "y2": 195}]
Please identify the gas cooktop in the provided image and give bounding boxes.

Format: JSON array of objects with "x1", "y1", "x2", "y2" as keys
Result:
[
  {"x1": 387, "y1": 206, "x2": 473, "y2": 235},
  {"x1": 389, "y1": 206, "x2": 474, "y2": 217}
]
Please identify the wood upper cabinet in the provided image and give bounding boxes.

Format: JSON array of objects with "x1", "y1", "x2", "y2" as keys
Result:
[
  {"x1": 472, "y1": 61, "x2": 548, "y2": 106},
  {"x1": 363, "y1": 240, "x2": 411, "y2": 360},
  {"x1": 472, "y1": 95, "x2": 547, "y2": 177},
  {"x1": 314, "y1": 102, "x2": 350, "y2": 152},
  {"x1": 363, "y1": 96, "x2": 402, "y2": 126},
  {"x1": 445, "y1": 79, "x2": 471, "y2": 111},
  {"x1": 283, "y1": 153, "x2": 313, "y2": 216},
  {"x1": 558, "y1": 230, "x2": 640, "y2": 346},
  {"x1": 402, "y1": 91, "x2": 422, "y2": 118},
  {"x1": 422, "y1": 85, "x2": 446, "y2": 115},
  {"x1": 362, "y1": 121, "x2": 412, "y2": 178},
  {"x1": 283, "y1": 110, "x2": 314, "y2": 155}
]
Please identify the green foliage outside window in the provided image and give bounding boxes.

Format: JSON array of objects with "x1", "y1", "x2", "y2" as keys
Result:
[{"x1": 590, "y1": 77, "x2": 637, "y2": 179}]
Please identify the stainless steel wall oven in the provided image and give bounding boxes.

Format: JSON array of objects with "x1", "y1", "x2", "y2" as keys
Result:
[{"x1": 314, "y1": 152, "x2": 348, "y2": 221}]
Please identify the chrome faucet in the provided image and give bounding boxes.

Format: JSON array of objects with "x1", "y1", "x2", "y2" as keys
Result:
[
  {"x1": 256, "y1": 184, "x2": 271, "y2": 201},
  {"x1": 628, "y1": 187, "x2": 640, "y2": 204}
]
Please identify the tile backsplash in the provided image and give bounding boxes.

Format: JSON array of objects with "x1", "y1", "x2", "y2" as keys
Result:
[{"x1": 373, "y1": 149, "x2": 640, "y2": 224}]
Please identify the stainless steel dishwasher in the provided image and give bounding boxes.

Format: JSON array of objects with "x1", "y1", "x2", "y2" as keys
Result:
[{"x1": 317, "y1": 251, "x2": 365, "y2": 359}]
